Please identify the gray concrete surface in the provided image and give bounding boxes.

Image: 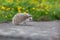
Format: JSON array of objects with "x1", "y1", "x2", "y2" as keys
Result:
[{"x1": 0, "y1": 20, "x2": 60, "y2": 40}]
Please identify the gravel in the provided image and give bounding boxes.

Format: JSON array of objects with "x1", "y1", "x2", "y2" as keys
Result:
[{"x1": 0, "y1": 20, "x2": 60, "y2": 40}]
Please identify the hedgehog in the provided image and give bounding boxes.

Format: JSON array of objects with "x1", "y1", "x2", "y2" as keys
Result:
[{"x1": 12, "y1": 13, "x2": 32, "y2": 25}]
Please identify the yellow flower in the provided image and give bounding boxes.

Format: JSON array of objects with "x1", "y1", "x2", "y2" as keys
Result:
[
  {"x1": 18, "y1": 10, "x2": 21, "y2": 13},
  {"x1": 12, "y1": 8, "x2": 14, "y2": 10},
  {"x1": 26, "y1": 10, "x2": 28, "y2": 12},
  {"x1": 45, "y1": 5, "x2": 49, "y2": 11},
  {"x1": 29, "y1": 1, "x2": 34, "y2": 4},
  {"x1": 17, "y1": 6, "x2": 22, "y2": 10},
  {"x1": 6, "y1": 8, "x2": 10, "y2": 10},
  {"x1": 9, "y1": 14, "x2": 12, "y2": 16},
  {"x1": 30, "y1": 0, "x2": 38, "y2": 4},
  {"x1": 42, "y1": 0, "x2": 46, "y2": 3},
  {"x1": 45, "y1": 12, "x2": 48, "y2": 14},
  {"x1": 40, "y1": 3, "x2": 44, "y2": 8},
  {"x1": 5, "y1": 16, "x2": 8, "y2": 18},
  {"x1": 8, "y1": 0, "x2": 13, "y2": 3},
  {"x1": 17, "y1": 0, "x2": 20, "y2": 2},
  {"x1": 17, "y1": 0, "x2": 20, "y2": 1},
  {"x1": 16, "y1": 3, "x2": 19, "y2": 5},
  {"x1": 45, "y1": 5, "x2": 49, "y2": 9},
  {"x1": 1, "y1": 6, "x2": 5, "y2": 10},
  {"x1": 37, "y1": 4, "x2": 40, "y2": 7},
  {"x1": 17, "y1": 6, "x2": 22, "y2": 13},
  {"x1": 36, "y1": 9, "x2": 40, "y2": 11},
  {"x1": 32, "y1": 7, "x2": 35, "y2": 10}
]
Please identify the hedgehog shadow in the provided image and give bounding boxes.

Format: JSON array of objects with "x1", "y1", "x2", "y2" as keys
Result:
[{"x1": 14, "y1": 24, "x2": 33, "y2": 26}]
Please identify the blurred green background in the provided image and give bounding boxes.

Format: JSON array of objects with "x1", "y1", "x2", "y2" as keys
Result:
[{"x1": 0, "y1": 0, "x2": 60, "y2": 22}]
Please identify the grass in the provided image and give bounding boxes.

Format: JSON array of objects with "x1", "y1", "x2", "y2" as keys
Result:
[{"x1": 0, "y1": 0, "x2": 60, "y2": 22}]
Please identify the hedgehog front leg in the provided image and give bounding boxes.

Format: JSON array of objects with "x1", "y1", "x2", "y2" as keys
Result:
[{"x1": 23, "y1": 21, "x2": 27, "y2": 25}]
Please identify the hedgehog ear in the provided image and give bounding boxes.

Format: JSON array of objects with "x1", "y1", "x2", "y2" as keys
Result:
[
  {"x1": 26, "y1": 14, "x2": 32, "y2": 17},
  {"x1": 28, "y1": 15, "x2": 32, "y2": 17}
]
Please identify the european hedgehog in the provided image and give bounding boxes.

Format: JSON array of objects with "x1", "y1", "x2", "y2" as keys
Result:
[{"x1": 12, "y1": 13, "x2": 32, "y2": 25}]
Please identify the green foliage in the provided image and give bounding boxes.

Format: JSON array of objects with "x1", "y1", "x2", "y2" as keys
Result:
[{"x1": 0, "y1": 0, "x2": 60, "y2": 22}]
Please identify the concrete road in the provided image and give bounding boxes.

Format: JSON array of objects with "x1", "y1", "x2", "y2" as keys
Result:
[{"x1": 0, "y1": 20, "x2": 60, "y2": 40}]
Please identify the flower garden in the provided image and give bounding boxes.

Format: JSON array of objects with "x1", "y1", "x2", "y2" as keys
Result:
[{"x1": 0, "y1": 0, "x2": 60, "y2": 22}]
